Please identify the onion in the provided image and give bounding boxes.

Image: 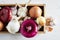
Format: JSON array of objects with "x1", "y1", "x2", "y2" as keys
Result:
[
  {"x1": 0, "y1": 21, "x2": 4, "y2": 31},
  {"x1": 29, "y1": 6, "x2": 42, "y2": 18},
  {"x1": 20, "y1": 19, "x2": 38, "y2": 38},
  {"x1": 36, "y1": 16, "x2": 46, "y2": 26},
  {"x1": 0, "y1": 7, "x2": 12, "y2": 23}
]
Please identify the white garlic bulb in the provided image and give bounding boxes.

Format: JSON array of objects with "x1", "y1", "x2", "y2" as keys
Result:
[
  {"x1": 6, "y1": 16, "x2": 20, "y2": 34},
  {"x1": 6, "y1": 6, "x2": 20, "y2": 34},
  {"x1": 18, "y1": 7, "x2": 27, "y2": 18}
]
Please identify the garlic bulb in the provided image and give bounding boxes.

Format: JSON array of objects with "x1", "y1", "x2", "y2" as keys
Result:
[
  {"x1": 6, "y1": 16, "x2": 20, "y2": 34},
  {"x1": 6, "y1": 6, "x2": 20, "y2": 34},
  {"x1": 11, "y1": 7, "x2": 17, "y2": 16},
  {"x1": 18, "y1": 7, "x2": 27, "y2": 18}
]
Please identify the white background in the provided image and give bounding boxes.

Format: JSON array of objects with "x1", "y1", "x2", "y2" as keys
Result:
[{"x1": 0, "y1": 0, "x2": 60, "y2": 40}]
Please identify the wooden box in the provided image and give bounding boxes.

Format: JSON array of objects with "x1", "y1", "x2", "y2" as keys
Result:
[{"x1": 0, "y1": 4, "x2": 46, "y2": 34}]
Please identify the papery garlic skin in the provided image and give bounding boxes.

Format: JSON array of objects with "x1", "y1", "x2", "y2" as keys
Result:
[
  {"x1": 6, "y1": 16, "x2": 20, "y2": 34},
  {"x1": 6, "y1": 7, "x2": 20, "y2": 34},
  {"x1": 46, "y1": 17, "x2": 55, "y2": 26},
  {"x1": 11, "y1": 7, "x2": 17, "y2": 15},
  {"x1": 18, "y1": 7, "x2": 27, "y2": 18}
]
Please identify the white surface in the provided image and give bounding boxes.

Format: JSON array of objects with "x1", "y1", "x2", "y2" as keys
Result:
[{"x1": 0, "y1": 0, "x2": 60, "y2": 40}]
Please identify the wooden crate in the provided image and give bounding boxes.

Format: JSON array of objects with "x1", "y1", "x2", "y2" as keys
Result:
[{"x1": 0, "y1": 4, "x2": 46, "y2": 34}]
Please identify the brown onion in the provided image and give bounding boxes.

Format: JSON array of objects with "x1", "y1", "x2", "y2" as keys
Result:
[
  {"x1": 0, "y1": 21, "x2": 4, "y2": 31},
  {"x1": 29, "y1": 6, "x2": 42, "y2": 18}
]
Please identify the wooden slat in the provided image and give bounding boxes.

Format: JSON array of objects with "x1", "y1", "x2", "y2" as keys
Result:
[{"x1": 0, "y1": 4, "x2": 45, "y2": 6}]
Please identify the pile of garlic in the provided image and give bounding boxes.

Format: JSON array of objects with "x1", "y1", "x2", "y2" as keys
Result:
[{"x1": 6, "y1": 3, "x2": 29, "y2": 34}]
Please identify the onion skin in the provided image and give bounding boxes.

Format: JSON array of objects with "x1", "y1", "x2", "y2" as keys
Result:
[
  {"x1": 20, "y1": 19, "x2": 38, "y2": 38},
  {"x1": 29, "y1": 6, "x2": 42, "y2": 18}
]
